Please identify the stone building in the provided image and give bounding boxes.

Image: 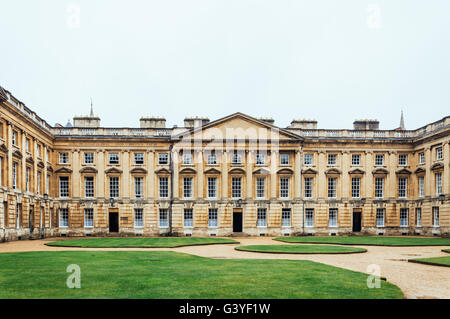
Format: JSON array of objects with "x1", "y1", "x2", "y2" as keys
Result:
[{"x1": 0, "y1": 86, "x2": 449, "y2": 240}]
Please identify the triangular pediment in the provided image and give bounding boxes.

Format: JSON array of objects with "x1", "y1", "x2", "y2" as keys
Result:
[
  {"x1": 396, "y1": 168, "x2": 411, "y2": 175},
  {"x1": 205, "y1": 168, "x2": 221, "y2": 175},
  {"x1": 302, "y1": 168, "x2": 317, "y2": 175},
  {"x1": 174, "y1": 113, "x2": 303, "y2": 142},
  {"x1": 372, "y1": 168, "x2": 389, "y2": 175},
  {"x1": 0, "y1": 86, "x2": 7, "y2": 102},
  {"x1": 431, "y1": 162, "x2": 444, "y2": 171},
  {"x1": 349, "y1": 168, "x2": 365, "y2": 175},
  {"x1": 253, "y1": 168, "x2": 270, "y2": 175},
  {"x1": 414, "y1": 167, "x2": 425, "y2": 174},
  {"x1": 13, "y1": 150, "x2": 22, "y2": 159},
  {"x1": 325, "y1": 168, "x2": 341, "y2": 175},
  {"x1": 105, "y1": 167, "x2": 122, "y2": 174},
  {"x1": 0, "y1": 143, "x2": 8, "y2": 153}
]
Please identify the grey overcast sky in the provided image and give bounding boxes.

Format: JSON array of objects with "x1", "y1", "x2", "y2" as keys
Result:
[{"x1": 1, "y1": 1, "x2": 449, "y2": 130}]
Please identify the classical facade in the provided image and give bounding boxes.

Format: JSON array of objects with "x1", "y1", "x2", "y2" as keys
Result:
[{"x1": 0, "y1": 86, "x2": 449, "y2": 241}]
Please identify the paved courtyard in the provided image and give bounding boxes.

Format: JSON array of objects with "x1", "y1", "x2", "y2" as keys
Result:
[{"x1": 0, "y1": 237, "x2": 449, "y2": 299}]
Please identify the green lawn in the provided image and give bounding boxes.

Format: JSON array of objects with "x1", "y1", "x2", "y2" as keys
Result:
[
  {"x1": 45, "y1": 237, "x2": 238, "y2": 248},
  {"x1": 409, "y1": 256, "x2": 450, "y2": 268},
  {"x1": 235, "y1": 245, "x2": 367, "y2": 254},
  {"x1": 0, "y1": 251, "x2": 403, "y2": 299},
  {"x1": 274, "y1": 236, "x2": 450, "y2": 246}
]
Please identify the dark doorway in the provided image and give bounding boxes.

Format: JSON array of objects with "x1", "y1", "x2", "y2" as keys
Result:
[
  {"x1": 109, "y1": 212, "x2": 119, "y2": 233},
  {"x1": 353, "y1": 211, "x2": 362, "y2": 232},
  {"x1": 29, "y1": 209, "x2": 34, "y2": 234},
  {"x1": 233, "y1": 211, "x2": 243, "y2": 232}
]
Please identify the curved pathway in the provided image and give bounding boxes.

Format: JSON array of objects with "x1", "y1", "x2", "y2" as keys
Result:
[{"x1": 1, "y1": 237, "x2": 449, "y2": 299}]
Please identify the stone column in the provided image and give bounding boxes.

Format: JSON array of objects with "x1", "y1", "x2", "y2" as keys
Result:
[
  {"x1": 72, "y1": 149, "x2": 80, "y2": 198},
  {"x1": 424, "y1": 147, "x2": 432, "y2": 197},
  {"x1": 147, "y1": 151, "x2": 155, "y2": 199},
  {"x1": 294, "y1": 149, "x2": 301, "y2": 199},
  {"x1": 221, "y1": 150, "x2": 228, "y2": 199},
  {"x1": 97, "y1": 149, "x2": 105, "y2": 198},
  {"x1": 387, "y1": 151, "x2": 397, "y2": 199},
  {"x1": 7, "y1": 122, "x2": 13, "y2": 188},
  {"x1": 43, "y1": 145, "x2": 48, "y2": 195},
  {"x1": 21, "y1": 130, "x2": 26, "y2": 190},
  {"x1": 172, "y1": 149, "x2": 179, "y2": 199},
  {"x1": 197, "y1": 150, "x2": 204, "y2": 199},
  {"x1": 246, "y1": 150, "x2": 252, "y2": 199},
  {"x1": 365, "y1": 151, "x2": 373, "y2": 198},
  {"x1": 342, "y1": 151, "x2": 349, "y2": 199},
  {"x1": 318, "y1": 151, "x2": 326, "y2": 198},
  {"x1": 122, "y1": 151, "x2": 130, "y2": 199},
  {"x1": 270, "y1": 150, "x2": 278, "y2": 199},
  {"x1": 443, "y1": 141, "x2": 450, "y2": 194},
  {"x1": 33, "y1": 137, "x2": 38, "y2": 193}
]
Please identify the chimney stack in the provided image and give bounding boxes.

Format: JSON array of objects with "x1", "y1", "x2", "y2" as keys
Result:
[
  {"x1": 353, "y1": 119, "x2": 379, "y2": 130},
  {"x1": 140, "y1": 117, "x2": 166, "y2": 128}
]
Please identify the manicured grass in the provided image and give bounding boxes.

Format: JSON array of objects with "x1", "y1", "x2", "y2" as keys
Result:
[
  {"x1": 274, "y1": 236, "x2": 450, "y2": 246},
  {"x1": 235, "y1": 245, "x2": 367, "y2": 254},
  {"x1": 0, "y1": 251, "x2": 403, "y2": 298},
  {"x1": 409, "y1": 256, "x2": 450, "y2": 268},
  {"x1": 45, "y1": 237, "x2": 238, "y2": 248}
]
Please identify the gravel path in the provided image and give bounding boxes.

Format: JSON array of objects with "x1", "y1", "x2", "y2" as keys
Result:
[{"x1": 1, "y1": 237, "x2": 449, "y2": 299}]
